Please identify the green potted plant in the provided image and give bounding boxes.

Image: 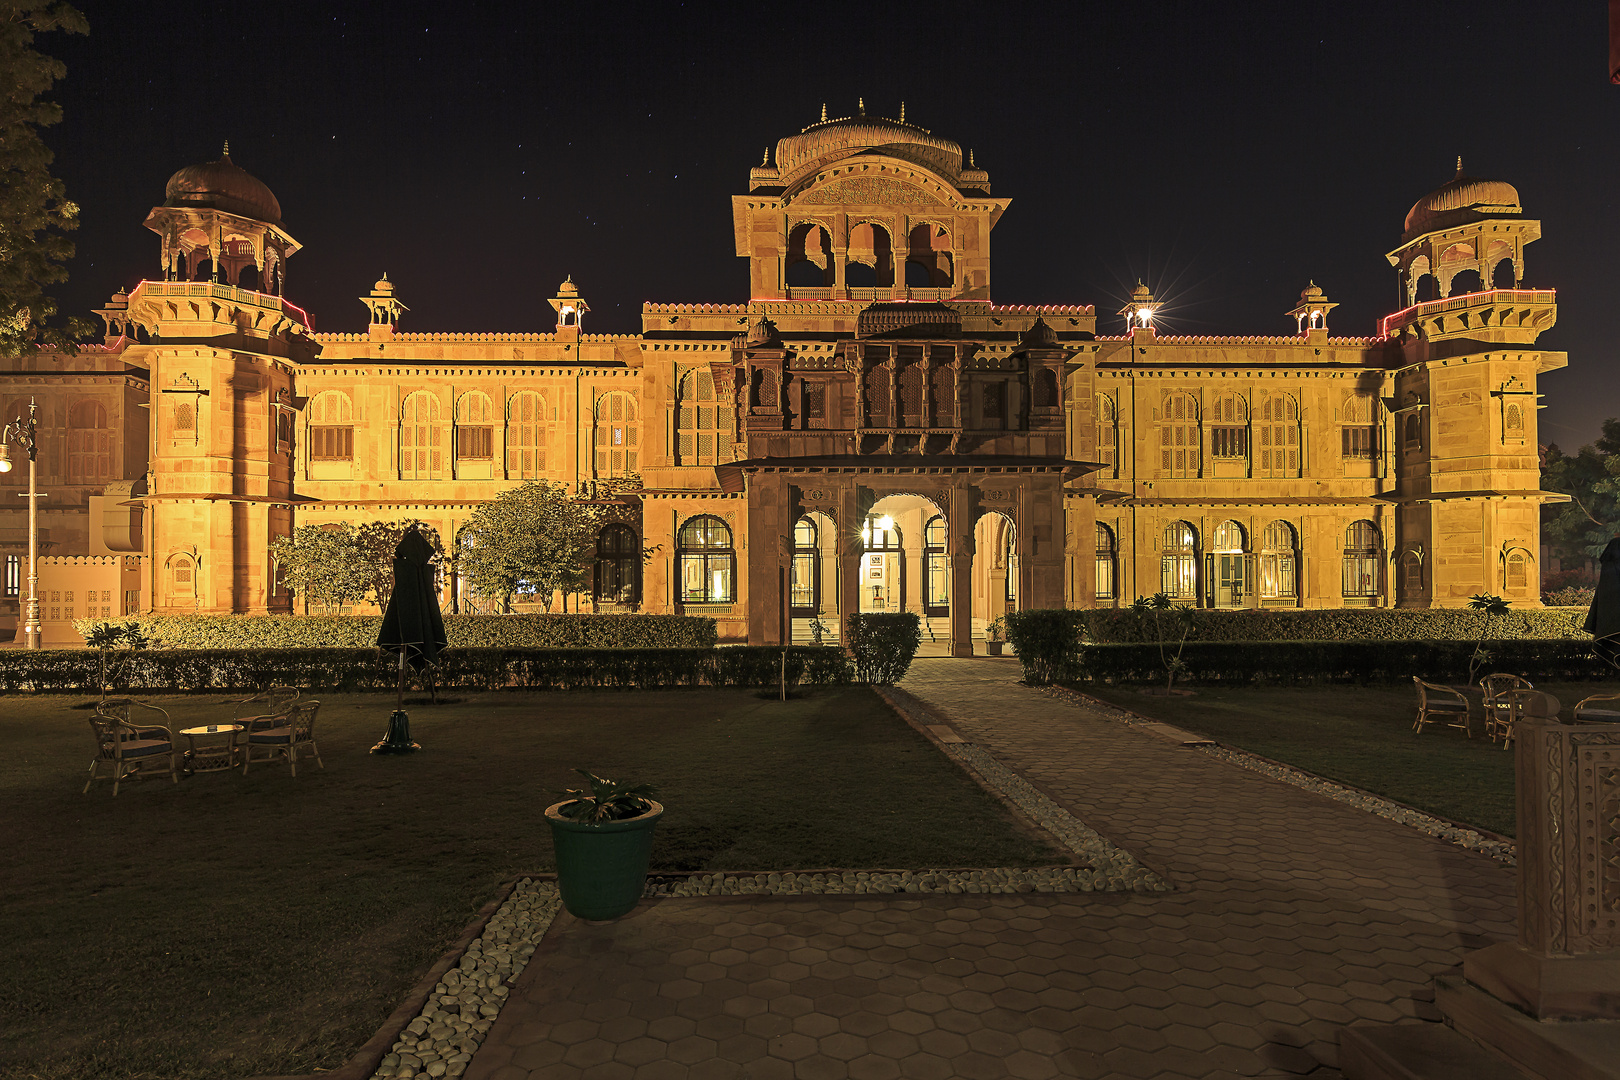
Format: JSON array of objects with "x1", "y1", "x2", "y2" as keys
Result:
[
  {"x1": 985, "y1": 617, "x2": 1007, "y2": 656},
  {"x1": 545, "y1": 770, "x2": 663, "y2": 921}
]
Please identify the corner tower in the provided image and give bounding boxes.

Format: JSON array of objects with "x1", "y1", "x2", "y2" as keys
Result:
[
  {"x1": 123, "y1": 147, "x2": 314, "y2": 616},
  {"x1": 733, "y1": 104, "x2": 1008, "y2": 302}
]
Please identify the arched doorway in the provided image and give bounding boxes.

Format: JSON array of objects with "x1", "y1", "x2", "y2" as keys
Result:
[
  {"x1": 1210, "y1": 520, "x2": 1248, "y2": 608},
  {"x1": 973, "y1": 512, "x2": 1016, "y2": 625},
  {"x1": 856, "y1": 493, "x2": 947, "y2": 619},
  {"x1": 859, "y1": 513, "x2": 902, "y2": 612}
]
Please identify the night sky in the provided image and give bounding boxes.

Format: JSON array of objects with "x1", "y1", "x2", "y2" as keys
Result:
[{"x1": 42, "y1": 1, "x2": 1619, "y2": 448}]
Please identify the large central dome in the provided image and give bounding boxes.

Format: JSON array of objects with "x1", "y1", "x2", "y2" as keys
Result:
[
  {"x1": 164, "y1": 145, "x2": 283, "y2": 225},
  {"x1": 1402, "y1": 166, "x2": 1520, "y2": 241},
  {"x1": 773, "y1": 109, "x2": 966, "y2": 191}
]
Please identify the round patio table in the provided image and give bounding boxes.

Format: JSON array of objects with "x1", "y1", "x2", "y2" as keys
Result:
[{"x1": 179, "y1": 724, "x2": 243, "y2": 775}]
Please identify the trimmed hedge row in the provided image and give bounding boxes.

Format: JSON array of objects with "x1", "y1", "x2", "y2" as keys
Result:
[
  {"x1": 0, "y1": 646, "x2": 850, "y2": 694},
  {"x1": 1077, "y1": 607, "x2": 1589, "y2": 644},
  {"x1": 69, "y1": 614, "x2": 719, "y2": 650},
  {"x1": 1073, "y1": 640, "x2": 1609, "y2": 686}
]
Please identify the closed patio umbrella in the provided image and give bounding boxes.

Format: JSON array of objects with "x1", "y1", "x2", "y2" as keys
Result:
[
  {"x1": 372, "y1": 527, "x2": 448, "y2": 754},
  {"x1": 1584, "y1": 535, "x2": 1620, "y2": 670}
]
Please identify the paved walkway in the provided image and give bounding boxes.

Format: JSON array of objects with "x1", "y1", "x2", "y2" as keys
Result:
[{"x1": 467, "y1": 660, "x2": 1516, "y2": 1080}]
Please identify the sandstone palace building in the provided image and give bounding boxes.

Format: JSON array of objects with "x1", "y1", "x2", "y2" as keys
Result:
[{"x1": 0, "y1": 109, "x2": 1565, "y2": 651}]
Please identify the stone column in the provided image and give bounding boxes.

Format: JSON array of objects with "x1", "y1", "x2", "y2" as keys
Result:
[
  {"x1": 948, "y1": 484, "x2": 975, "y2": 657},
  {"x1": 1465, "y1": 716, "x2": 1620, "y2": 1020}
]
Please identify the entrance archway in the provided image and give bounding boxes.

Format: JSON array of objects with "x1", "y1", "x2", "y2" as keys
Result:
[
  {"x1": 972, "y1": 512, "x2": 1017, "y2": 626},
  {"x1": 856, "y1": 493, "x2": 948, "y2": 621}
]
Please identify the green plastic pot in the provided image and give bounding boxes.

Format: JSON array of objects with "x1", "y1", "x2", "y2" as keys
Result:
[{"x1": 545, "y1": 799, "x2": 664, "y2": 920}]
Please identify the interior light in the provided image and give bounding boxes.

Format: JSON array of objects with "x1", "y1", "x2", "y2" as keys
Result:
[
  {"x1": 0, "y1": 445, "x2": 10, "y2": 473},
  {"x1": 877, "y1": 515, "x2": 894, "y2": 531}
]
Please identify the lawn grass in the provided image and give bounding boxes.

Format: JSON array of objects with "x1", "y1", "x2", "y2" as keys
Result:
[
  {"x1": 0, "y1": 686, "x2": 1065, "y2": 1080},
  {"x1": 1079, "y1": 679, "x2": 1620, "y2": 840}
]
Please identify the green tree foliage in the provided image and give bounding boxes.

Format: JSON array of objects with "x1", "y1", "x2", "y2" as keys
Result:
[
  {"x1": 1542, "y1": 418, "x2": 1620, "y2": 561},
  {"x1": 269, "y1": 523, "x2": 373, "y2": 613},
  {"x1": 455, "y1": 481, "x2": 602, "y2": 612},
  {"x1": 357, "y1": 519, "x2": 444, "y2": 610},
  {"x1": 0, "y1": 2, "x2": 91, "y2": 357}
]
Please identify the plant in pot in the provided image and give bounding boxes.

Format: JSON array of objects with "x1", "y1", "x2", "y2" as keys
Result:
[
  {"x1": 545, "y1": 770, "x2": 663, "y2": 921},
  {"x1": 985, "y1": 617, "x2": 1007, "y2": 656}
]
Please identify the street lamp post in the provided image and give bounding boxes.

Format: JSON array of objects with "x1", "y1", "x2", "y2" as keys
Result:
[{"x1": 0, "y1": 400, "x2": 41, "y2": 649}]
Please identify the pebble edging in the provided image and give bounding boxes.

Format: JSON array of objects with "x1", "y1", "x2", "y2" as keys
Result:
[{"x1": 1041, "y1": 684, "x2": 1516, "y2": 866}]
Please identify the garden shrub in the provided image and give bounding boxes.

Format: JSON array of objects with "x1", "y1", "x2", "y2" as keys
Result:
[
  {"x1": 1003, "y1": 609, "x2": 1087, "y2": 685},
  {"x1": 1543, "y1": 588, "x2": 1594, "y2": 608},
  {"x1": 845, "y1": 613, "x2": 923, "y2": 685},
  {"x1": 1072, "y1": 639, "x2": 1607, "y2": 686},
  {"x1": 1075, "y1": 607, "x2": 1588, "y2": 644},
  {"x1": 0, "y1": 646, "x2": 850, "y2": 694},
  {"x1": 70, "y1": 613, "x2": 719, "y2": 650}
]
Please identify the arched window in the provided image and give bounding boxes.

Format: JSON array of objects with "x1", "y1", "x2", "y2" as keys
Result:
[
  {"x1": 1095, "y1": 522, "x2": 1116, "y2": 601},
  {"x1": 1404, "y1": 412, "x2": 1423, "y2": 450},
  {"x1": 1033, "y1": 368, "x2": 1059, "y2": 409},
  {"x1": 790, "y1": 516, "x2": 819, "y2": 612},
  {"x1": 595, "y1": 392, "x2": 640, "y2": 477},
  {"x1": 785, "y1": 223, "x2": 833, "y2": 288},
  {"x1": 1343, "y1": 520, "x2": 1381, "y2": 598},
  {"x1": 1260, "y1": 521, "x2": 1297, "y2": 600},
  {"x1": 845, "y1": 222, "x2": 894, "y2": 288},
  {"x1": 456, "y1": 391, "x2": 494, "y2": 460},
  {"x1": 401, "y1": 391, "x2": 444, "y2": 479},
  {"x1": 865, "y1": 364, "x2": 891, "y2": 426},
  {"x1": 677, "y1": 369, "x2": 731, "y2": 465},
  {"x1": 1258, "y1": 394, "x2": 1299, "y2": 477},
  {"x1": 898, "y1": 361, "x2": 925, "y2": 422},
  {"x1": 1161, "y1": 521, "x2": 1198, "y2": 600},
  {"x1": 1505, "y1": 403, "x2": 1524, "y2": 440},
  {"x1": 1400, "y1": 550, "x2": 1424, "y2": 597},
  {"x1": 1505, "y1": 549, "x2": 1531, "y2": 591},
  {"x1": 309, "y1": 391, "x2": 354, "y2": 462},
  {"x1": 929, "y1": 361, "x2": 954, "y2": 425},
  {"x1": 506, "y1": 391, "x2": 549, "y2": 478},
  {"x1": 167, "y1": 553, "x2": 196, "y2": 603},
  {"x1": 981, "y1": 380, "x2": 1007, "y2": 428},
  {"x1": 1160, "y1": 393, "x2": 1200, "y2": 477},
  {"x1": 67, "y1": 400, "x2": 111, "y2": 483},
  {"x1": 1095, "y1": 394, "x2": 1118, "y2": 478},
  {"x1": 678, "y1": 515, "x2": 734, "y2": 603},
  {"x1": 906, "y1": 222, "x2": 953, "y2": 288},
  {"x1": 1341, "y1": 394, "x2": 1376, "y2": 459},
  {"x1": 594, "y1": 523, "x2": 640, "y2": 605},
  {"x1": 1209, "y1": 393, "x2": 1249, "y2": 460},
  {"x1": 924, "y1": 514, "x2": 948, "y2": 615},
  {"x1": 1212, "y1": 520, "x2": 1246, "y2": 552}
]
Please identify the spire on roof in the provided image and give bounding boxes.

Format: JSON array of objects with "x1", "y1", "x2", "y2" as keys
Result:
[
  {"x1": 899, "y1": 101, "x2": 906, "y2": 123},
  {"x1": 761, "y1": 146, "x2": 769, "y2": 166},
  {"x1": 222, "y1": 139, "x2": 231, "y2": 158},
  {"x1": 858, "y1": 96, "x2": 865, "y2": 116},
  {"x1": 820, "y1": 102, "x2": 827, "y2": 122},
  {"x1": 1456, "y1": 155, "x2": 1464, "y2": 175}
]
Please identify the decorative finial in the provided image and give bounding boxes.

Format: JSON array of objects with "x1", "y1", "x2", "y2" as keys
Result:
[
  {"x1": 762, "y1": 146, "x2": 770, "y2": 166},
  {"x1": 858, "y1": 96, "x2": 865, "y2": 116},
  {"x1": 1456, "y1": 155, "x2": 1463, "y2": 175},
  {"x1": 899, "y1": 101, "x2": 906, "y2": 123},
  {"x1": 820, "y1": 102, "x2": 827, "y2": 122},
  {"x1": 969, "y1": 149, "x2": 976, "y2": 168},
  {"x1": 222, "y1": 139, "x2": 231, "y2": 157},
  {"x1": 1308, "y1": 279, "x2": 1315, "y2": 287}
]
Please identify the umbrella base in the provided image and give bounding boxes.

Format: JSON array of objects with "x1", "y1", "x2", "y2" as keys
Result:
[{"x1": 370, "y1": 710, "x2": 422, "y2": 754}]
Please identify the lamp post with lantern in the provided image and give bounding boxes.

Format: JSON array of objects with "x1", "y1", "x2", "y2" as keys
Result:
[{"x1": 0, "y1": 399, "x2": 41, "y2": 649}]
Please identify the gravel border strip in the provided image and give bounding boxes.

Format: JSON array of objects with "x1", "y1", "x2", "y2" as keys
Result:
[{"x1": 1041, "y1": 684, "x2": 1516, "y2": 866}]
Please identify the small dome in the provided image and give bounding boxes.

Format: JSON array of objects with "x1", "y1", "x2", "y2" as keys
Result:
[
  {"x1": 775, "y1": 113, "x2": 964, "y2": 190},
  {"x1": 1299, "y1": 281, "x2": 1325, "y2": 302},
  {"x1": 556, "y1": 276, "x2": 579, "y2": 298},
  {"x1": 164, "y1": 146, "x2": 283, "y2": 224},
  {"x1": 1019, "y1": 317, "x2": 1059, "y2": 348},
  {"x1": 1403, "y1": 168, "x2": 1520, "y2": 239},
  {"x1": 1130, "y1": 281, "x2": 1154, "y2": 303},
  {"x1": 373, "y1": 274, "x2": 394, "y2": 293}
]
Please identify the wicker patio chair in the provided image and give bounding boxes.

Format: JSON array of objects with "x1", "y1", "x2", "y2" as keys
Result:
[
  {"x1": 242, "y1": 699, "x2": 323, "y2": 777},
  {"x1": 230, "y1": 686, "x2": 300, "y2": 757},
  {"x1": 1479, "y1": 673, "x2": 1533, "y2": 745},
  {"x1": 1412, "y1": 677, "x2": 1472, "y2": 737},
  {"x1": 85, "y1": 698, "x2": 179, "y2": 795},
  {"x1": 1573, "y1": 691, "x2": 1620, "y2": 725}
]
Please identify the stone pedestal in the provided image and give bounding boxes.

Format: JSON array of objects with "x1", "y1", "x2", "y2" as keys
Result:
[{"x1": 1342, "y1": 718, "x2": 1620, "y2": 1079}]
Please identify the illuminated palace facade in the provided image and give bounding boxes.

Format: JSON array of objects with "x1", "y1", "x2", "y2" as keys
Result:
[{"x1": 0, "y1": 113, "x2": 1564, "y2": 649}]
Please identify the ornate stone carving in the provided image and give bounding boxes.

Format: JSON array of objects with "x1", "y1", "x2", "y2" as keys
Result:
[{"x1": 800, "y1": 177, "x2": 941, "y2": 206}]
